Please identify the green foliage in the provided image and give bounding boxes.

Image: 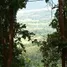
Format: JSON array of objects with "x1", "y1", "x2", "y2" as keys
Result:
[
  {"x1": 10, "y1": 22, "x2": 34, "y2": 67},
  {"x1": 49, "y1": 9, "x2": 59, "y2": 30},
  {"x1": 24, "y1": 44, "x2": 43, "y2": 67},
  {"x1": 45, "y1": 0, "x2": 49, "y2": 3},
  {"x1": 0, "y1": 0, "x2": 31, "y2": 67},
  {"x1": 40, "y1": 1, "x2": 67, "y2": 67},
  {"x1": 32, "y1": 39, "x2": 41, "y2": 46},
  {"x1": 0, "y1": 20, "x2": 33, "y2": 67},
  {"x1": 40, "y1": 32, "x2": 67, "y2": 67},
  {"x1": 40, "y1": 36, "x2": 60, "y2": 67}
]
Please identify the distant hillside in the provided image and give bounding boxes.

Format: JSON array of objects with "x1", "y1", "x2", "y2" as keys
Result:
[
  {"x1": 17, "y1": 8, "x2": 56, "y2": 36},
  {"x1": 17, "y1": 7, "x2": 56, "y2": 67}
]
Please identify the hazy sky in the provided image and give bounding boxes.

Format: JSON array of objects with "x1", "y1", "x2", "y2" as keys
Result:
[
  {"x1": 25, "y1": 0, "x2": 58, "y2": 10},
  {"x1": 17, "y1": 0, "x2": 58, "y2": 13},
  {"x1": 16, "y1": 0, "x2": 58, "y2": 36},
  {"x1": 17, "y1": 0, "x2": 58, "y2": 20}
]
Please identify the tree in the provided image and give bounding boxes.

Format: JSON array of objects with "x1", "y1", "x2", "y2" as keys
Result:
[
  {"x1": 41, "y1": 0, "x2": 67, "y2": 67},
  {"x1": 0, "y1": 0, "x2": 30, "y2": 67},
  {"x1": 40, "y1": 0, "x2": 67, "y2": 67}
]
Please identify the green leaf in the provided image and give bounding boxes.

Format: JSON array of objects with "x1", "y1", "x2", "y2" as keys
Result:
[{"x1": 45, "y1": 0, "x2": 49, "y2": 3}]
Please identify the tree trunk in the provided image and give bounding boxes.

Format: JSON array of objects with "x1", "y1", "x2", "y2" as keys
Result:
[
  {"x1": 2, "y1": 38, "x2": 8, "y2": 67},
  {"x1": 7, "y1": 7, "x2": 14, "y2": 67},
  {"x1": 58, "y1": 0, "x2": 65, "y2": 67},
  {"x1": 62, "y1": 49, "x2": 65, "y2": 67},
  {"x1": 58, "y1": 0, "x2": 65, "y2": 39}
]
